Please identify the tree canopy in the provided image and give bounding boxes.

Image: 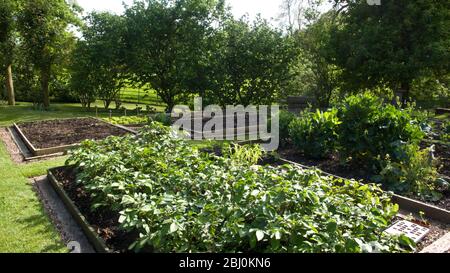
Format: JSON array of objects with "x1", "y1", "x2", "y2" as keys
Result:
[{"x1": 330, "y1": 0, "x2": 450, "y2": 101}]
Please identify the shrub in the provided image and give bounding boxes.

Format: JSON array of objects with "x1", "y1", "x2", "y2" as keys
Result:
[
  {"x1": 150, "y1": 113, "x2": 172, "y2": 126},
  {"x1": 373, "y1": 142, "x2": 447, "y2": 201},
  {"x1": 277, "y1": 110, "x2": 296, "y2": 147},
  {"x1": 67, "y1": 122, "x2": 411, "y2": 253},
  {"x1": 288, "y1": 109, "x2": 341, "y2": 159},
  {"x1": 337, "y1": 92, "x2": 425, "y2": 170}
]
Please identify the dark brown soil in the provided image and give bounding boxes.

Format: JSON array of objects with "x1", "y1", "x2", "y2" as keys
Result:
[
  {"x1": 18, "y1": 118, "x2": 130, "y2": 149},
  {"x1": 52, "y1": 166, "x2": 138, "y2": 253},
  {"x1": 277, "y1": 147, "x2": 371, "y2": 181}
]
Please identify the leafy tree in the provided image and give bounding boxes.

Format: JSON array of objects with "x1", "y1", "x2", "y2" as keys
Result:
[
  {"x1": 17, "y1": 0, "x2": 81, "y2": 109},
  {"x1": 0, "y1": 0, "x2": 18, "y2": 105},
  {"x1": 295, "y1": 12, "x2": 341, "y2": 107},
  {"x1": 70, "y1": 41, "x2": 96, "y2": 109},
  {"x1": 72, "y1": 12, "x2": 127, "y2": 110},
  {"x1": 124, "y1": 0, "x2": 226, "y2": 111},
  {"x1": 330, "y1": 0, "x2": 450, "y2": 104},
  {"x1": 207, "y1": 17, "x2": 296, "y2": 106}
]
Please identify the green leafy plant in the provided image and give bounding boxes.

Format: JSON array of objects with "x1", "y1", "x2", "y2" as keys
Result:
[
  {"x1": 289, "y1": 109, "x2": 341, "y2": 159},
  {"x1": 373, "y1": 142, "x2": 446, "y2": 201},
  {"x1": 277, "y1": 110, "x2": 296, "y2": 147},
  {"x1": 150, "y1": 113, "x2": 172, "y2": 126},
  {"x1": 67, "y1": 122, "x2": 412, "y2": 253},
  {"x1": 105, "y1": 116, "x2": 149, "y2": 125},
  {"x1": 337, "y1": 92, "x2": 425, "y2": 169},
  {"x1": 223, "y1": 144, "x2": 264, "y2": 166}
]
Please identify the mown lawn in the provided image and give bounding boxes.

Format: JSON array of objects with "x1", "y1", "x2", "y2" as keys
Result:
[
  {"x1": 0, "y1": 143, "x2": 67, "y2": 253},
  {"x1": 119, "y1": 86, "x2": 166, "y2": 108},
  {"x1": 0, "y1": 100, "x2": 165, "y2": 127}
]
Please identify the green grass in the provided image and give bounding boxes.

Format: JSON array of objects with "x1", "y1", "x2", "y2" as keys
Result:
[
  {"x1": 0, "y1": 100, "x2": 165, "y2": 127},
  {"x1": 119, "y1": 86, "x2": 166, "y2": 108},
  {"x1": 0, "y1": 144, "x2": 67, "y2": 253},
  {"x1": 0, "y1": 95, "x2": 207, "y2": 252}
]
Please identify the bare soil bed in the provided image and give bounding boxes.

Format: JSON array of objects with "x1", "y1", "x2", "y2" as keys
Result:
[{"x1": 17, "y1": 118, "x2": 131, "y2": 149}]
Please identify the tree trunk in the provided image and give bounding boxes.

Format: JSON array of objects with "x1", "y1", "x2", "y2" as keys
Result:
[
  {"x1": 40, "y1": 68, "x2": 50, "y2": 109},
  {"x1": 5, "y1": 64, "x2": 15, "y2": 106}
]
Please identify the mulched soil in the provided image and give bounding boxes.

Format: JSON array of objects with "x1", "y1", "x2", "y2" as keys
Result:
[
  {"x1": 391, "y1": 215, "x2": 450, "y2": 253},
  {"x1": 276, "y1": 144, "x2": 450, "y2": 211},
  {"x1": 52, "y1": 166, "x2": 139, "y2": 253},
  {"x1": 17, "y1": 118, "x2": 130, "y2": 149},
  {"x1": 416, "y1": 220, "x2": 450, "y2": 252}
]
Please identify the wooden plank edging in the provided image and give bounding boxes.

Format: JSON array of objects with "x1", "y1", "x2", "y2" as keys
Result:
[{"x1": 47, "y1": 167, "x2": 111, "y2": 253}]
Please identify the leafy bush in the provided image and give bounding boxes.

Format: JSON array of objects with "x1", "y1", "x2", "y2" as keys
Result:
[
  {"x1": 105, "y1": 116, "x2": 149, "y2": 125},
  {"x1": 289, "y1": 109, "x2": 341, "y2": 159},
  {"x1": 67, "y1": 122, "x2": 411, "y2": 253},
  {"x1": 337, "y1": 92, "x2": 425, "y2": 169},
  {"x1": 150, "y1": 113, "x2": 172, "y2": 126},
  {"x1": 373, "y1": 142, "x2": 446, "y2": 201},
  {"x1": 277, "y1": 110, "x2": 296, "y2": 147}
]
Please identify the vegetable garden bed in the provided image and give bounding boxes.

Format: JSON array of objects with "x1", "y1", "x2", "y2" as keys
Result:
[
  {"x1": 12, "y1": 118, "x2": 136, "y2": 157},
  {"x1": 43, "y1": 122, "x2": 437, "y2": 253},
  {"x1": 275, "y1": 146, "x2": 450, "y2": 212},
  {"x1": 46, "y1": 145, "x2": 450, "y2": 253}
]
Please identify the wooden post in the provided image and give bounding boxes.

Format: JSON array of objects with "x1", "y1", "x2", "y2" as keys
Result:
[
  {"x1": 124, "y1": 108, "x2": 127, "y2": 117},
  {"x1": 95, "y1": 106, "x2": 98, "y2": 118},
  {"x1": 109, "y1": 110, "x2": 112, "y2": 120}
]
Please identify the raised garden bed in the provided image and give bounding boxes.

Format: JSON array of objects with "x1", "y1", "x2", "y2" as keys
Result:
[
  {"x1": 12, "y1": 118, "x2": 136, "y2": 157},
  {"x1": 48, "y1": 162, "x2": 450, "y2": 254},
  {"x1": 43, "y1": 123, "x2": 450, "y2": 253},
  {"x1": 275, "y1": 146, "x2": 450, "y2": 212}
]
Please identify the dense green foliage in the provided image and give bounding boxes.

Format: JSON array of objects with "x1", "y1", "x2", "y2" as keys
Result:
[
  {"x1": 67, "y1": 122, "x2": 411, "y2": 253},
  {"x1": 285, "y1": 93, "x2": 444, "y2": 200},
  {"x1": 204, "y1": 17, "x2": 296, "y2": 106},
  {"x1": 373, "y1": 143, "x2": 444, "y2": 201},
  {"x1": 337, "y1": 93, "x2": 425, "y2": 169},
  {"x1": 105, "y1": 116, "x2": 149, "y2": 125},
  {"x1": 289, "y1": 109, "x2": 341, "y2": 159},
  {"x1": 277, "y1": 110, "x2": 296, "y2": 147},
  {"x1": 71, "y1": 12, "x2": 126, "y2": 110},
  {"x1": 330, "y1": 0, "x2": 450, "y2": 102},
  {"x1": 2, "y1": 0, "x2": 448, "y2": 109},
  {"x1": 17, "y1": 0, "x2": 81, "y2": 109}
]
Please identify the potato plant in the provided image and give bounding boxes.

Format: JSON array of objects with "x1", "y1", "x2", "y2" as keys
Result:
[
  {"x1": 67, "y1": 122, "x2": 413, "y2": 253},
  {"x1": 104, "y1": 116, "x2": 149, "y2": 125}
]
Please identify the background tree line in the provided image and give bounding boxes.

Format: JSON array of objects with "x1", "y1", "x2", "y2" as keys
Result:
[{"x1": 1, "y1": 0, "x2": 449, "y2": 111}]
